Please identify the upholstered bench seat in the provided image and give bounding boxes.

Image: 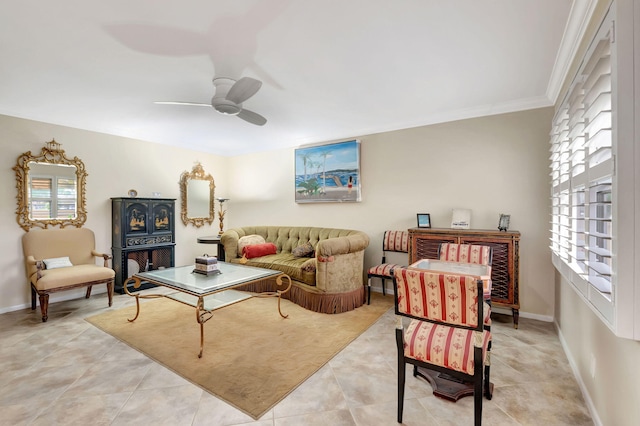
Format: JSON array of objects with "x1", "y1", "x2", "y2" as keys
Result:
[
  {"x1": 403, "y1": 319, "x2": 491, "y2": 376},
  {"x1": 29, "y1": 264, "x2": 116, "y2": 291}
]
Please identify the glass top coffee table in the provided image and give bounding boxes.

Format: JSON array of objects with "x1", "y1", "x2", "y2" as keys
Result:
[{"x1": 123, "y1": 263, "x2": 292, "y2": 357}]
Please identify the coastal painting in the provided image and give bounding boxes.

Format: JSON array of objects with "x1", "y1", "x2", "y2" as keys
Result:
[{"x1": 295, "y1": 140, "x2": 361, "y2": 203}]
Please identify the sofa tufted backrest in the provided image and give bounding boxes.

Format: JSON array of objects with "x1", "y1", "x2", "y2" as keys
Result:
[{"x1": 222, "y1": 226, "x2": 367, "y2": 259}]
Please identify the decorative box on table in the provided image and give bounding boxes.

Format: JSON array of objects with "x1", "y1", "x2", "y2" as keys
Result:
[{"x1": 194, "y1": 254, "x2": 220, "y2": 275}]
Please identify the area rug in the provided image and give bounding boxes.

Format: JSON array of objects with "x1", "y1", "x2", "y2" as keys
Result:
[{"x1": 85, "y1": 293, "x2": 393, "y2": 420}]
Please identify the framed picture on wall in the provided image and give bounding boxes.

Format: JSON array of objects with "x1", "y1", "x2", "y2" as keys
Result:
[
  {"x1": 294, "y1": 140, "x2": 361, "y2": 203},
  {"x1": 417, "y1": 213, "x2": 431, "y2": 228}
]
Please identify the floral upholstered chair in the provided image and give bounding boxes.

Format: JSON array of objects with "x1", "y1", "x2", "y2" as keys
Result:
[
  {"x1": 393, "y1": 267, "x2": 492, "y2": 425},
  {"x1": 366, "y1": 230, "x2": 409, "y2": 304}
]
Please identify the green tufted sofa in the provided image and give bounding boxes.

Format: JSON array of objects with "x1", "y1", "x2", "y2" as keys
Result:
[{"x1": 220, "y1": 226, "x2": 370, "y2": 313}]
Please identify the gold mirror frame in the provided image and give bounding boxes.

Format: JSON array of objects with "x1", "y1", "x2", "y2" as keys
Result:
[
  {"x1": 180, "y1": 162, "x2": 215, "y2": 228},
  {"x1": 13, "y1": 140, "x2": 88, "y2": 231}
]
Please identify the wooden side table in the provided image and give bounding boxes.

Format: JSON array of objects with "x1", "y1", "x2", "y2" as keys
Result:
[{"x1": 197, "y1": 236, "x2": 225, "y2": 262}]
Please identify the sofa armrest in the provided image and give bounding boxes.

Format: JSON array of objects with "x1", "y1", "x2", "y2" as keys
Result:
[
  {"x1": 316, "y1": 233, "x2": 370, "y2": 257},
  {"x1": 220, "y1": 230, "x2": 241, "y2": 260},
  {"x1": 91, "y1": 250, "x2": 112, "y2": 267}
]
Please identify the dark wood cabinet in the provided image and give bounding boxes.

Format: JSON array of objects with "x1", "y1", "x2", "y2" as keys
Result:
[
  {"x1": 408, "y1": 227, "x2": 521, "y2": 328},
  {"x1": 111, "y1": 197, "x2": 176, "y2": 293}
]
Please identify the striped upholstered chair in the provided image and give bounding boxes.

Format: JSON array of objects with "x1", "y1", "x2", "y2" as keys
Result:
[
  {"x1": 393, "y1": 267, "x2": 492, "y2": 425},
  {"x1": 366, "y1": 230, "x2": 409, "y2": 304},
  {"x1": 438, "y1": 242, "x2": 493, "y2": 299},
  {"x1": 438, "y1": 243, "x2": 492, "y2": 266}
]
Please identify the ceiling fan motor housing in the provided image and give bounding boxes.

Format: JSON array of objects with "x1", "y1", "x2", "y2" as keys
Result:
[{"x1": 212, "y1": 77, "x2": 241, "y2": 115}]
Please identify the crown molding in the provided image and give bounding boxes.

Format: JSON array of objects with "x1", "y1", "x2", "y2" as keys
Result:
[{"x1": 546, "y1": 0, "x2": 600, "y2": 104}]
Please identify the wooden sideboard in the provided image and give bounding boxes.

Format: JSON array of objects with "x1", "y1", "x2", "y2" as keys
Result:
[{"x1": 408, "y1": 227, "x2": 521, "y2": 328}]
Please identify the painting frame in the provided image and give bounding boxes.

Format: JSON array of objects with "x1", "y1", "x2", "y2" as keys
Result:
[
  {"x1": 295, "y1": 140, "x2": 361, "y2": 203},
  {"x1": 417, "y1": 213, "x2": 431, "y2": 228}
]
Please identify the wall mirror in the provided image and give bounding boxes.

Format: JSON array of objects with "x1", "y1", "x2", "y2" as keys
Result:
[
  {"x1": 180, "y1": 162, "x2": 215, "y2": 227},
  {"x1": 14, "y1": 140, "x2": 88, "y2": 231}
]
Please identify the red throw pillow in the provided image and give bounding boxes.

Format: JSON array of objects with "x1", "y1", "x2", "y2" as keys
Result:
[{"x1": 242, "y1": 242, "x2": 277, "y2": 259}]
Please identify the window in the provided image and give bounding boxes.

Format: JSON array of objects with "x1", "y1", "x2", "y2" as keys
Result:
[{"x1": 550, "y1": 1, "x2": 639, "y2": 339}]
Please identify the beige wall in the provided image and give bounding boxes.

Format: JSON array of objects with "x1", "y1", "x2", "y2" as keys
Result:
[{"x1": 556, "y1": 274, "x2": 640, "y2": 425}]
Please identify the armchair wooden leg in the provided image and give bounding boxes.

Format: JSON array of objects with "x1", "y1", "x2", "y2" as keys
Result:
[
  {"x1": 367, "y1": 277, "x2": 372, "y2": 305},
  {"x1": 38, "y1": 293, "x2": 49, "y2": 322},
  {"x1": 107, "y1": 280, "x2": 114, "y2": 307},
  {"x1": 85, "y1": 286, "x2": 92, "y2": 299},
  {"x1": 31, "y1": 286, "x2": 37, "y2": 310}
]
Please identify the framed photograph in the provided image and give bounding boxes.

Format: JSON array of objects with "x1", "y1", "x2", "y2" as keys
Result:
[
  {"x1": 417, "y1": 213, "x2": 431, "y2": 228},
  {"x1": 498, "y1": 214, "x2": 511, "y2": 231},
  {"x1": 295, "y1": 140, "x2": 361, "y2": 203}
]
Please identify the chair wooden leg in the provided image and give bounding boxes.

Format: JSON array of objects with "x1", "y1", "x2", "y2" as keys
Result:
[
  {"x1": 484, "y1": 364, "x2": 492, "y2": 400},
  {"x1": 396, "y1": 329, "x2": 406, "y2": 423},
  {"x1": 38, "y1": 293, "x2": 49, "y2": 322},
  {"x1": 381, "y1": 278, "x2": 387, "y2": 296},
  {"x1": 31, "y1": 286, "x2": 37, "y2": 310},
  {"x1": 85, "y1": 285, "x2": 92, "y2": 299},
  {"x1": 107, "y1": 280, "x2": 114, "y2": 307},
  {"x1": 367, "y1": 277, "x2": 372, "y2": 305}
]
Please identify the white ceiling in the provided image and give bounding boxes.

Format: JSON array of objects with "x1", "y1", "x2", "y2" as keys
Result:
[{"x1": 0, "y1": 0, "x2": 580, "y2": 156}]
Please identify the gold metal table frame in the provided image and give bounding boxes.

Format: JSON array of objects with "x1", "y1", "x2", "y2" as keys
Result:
[{"x1": 123, "y1": 264, "x2": 292, "y2": 358}]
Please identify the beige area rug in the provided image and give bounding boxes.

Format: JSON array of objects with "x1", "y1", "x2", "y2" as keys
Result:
[{"x1": 86, "y1": 292, "x2": 393, "y2": 420}]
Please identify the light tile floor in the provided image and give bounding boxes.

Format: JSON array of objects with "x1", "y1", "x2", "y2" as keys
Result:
[{"x1": 0, "y1": 290, "x2": 593, "y2": 425}]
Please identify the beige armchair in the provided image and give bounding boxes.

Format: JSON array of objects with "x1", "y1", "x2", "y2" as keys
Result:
[{"x1": 22, "y1": 228, "x2": 115, "y2": 322}]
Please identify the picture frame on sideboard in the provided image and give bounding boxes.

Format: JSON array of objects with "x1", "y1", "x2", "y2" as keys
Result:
[{"x1": 417, "y1": 213, "x2": 431, "y2": 228}]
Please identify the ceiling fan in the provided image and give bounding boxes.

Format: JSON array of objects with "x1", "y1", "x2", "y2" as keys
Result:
[{"x1": 155, "y1": 77, "x2": 267, "y2": 126}]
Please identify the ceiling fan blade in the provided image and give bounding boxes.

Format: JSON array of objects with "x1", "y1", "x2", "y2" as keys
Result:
[
  {"x1": 226, "y1": 77, "x2": 262, "y2": 104},
  {"x1": 154, "y1": 101, "x2": 210, "y2": 107},
  {"x1": 237, "y1": 109, "x2": 267, "y2": 126}
]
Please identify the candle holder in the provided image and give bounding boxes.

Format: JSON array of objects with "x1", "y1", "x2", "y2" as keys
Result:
[{"x1": 216, "y1": 198, "x2": 230, "y2": 236}]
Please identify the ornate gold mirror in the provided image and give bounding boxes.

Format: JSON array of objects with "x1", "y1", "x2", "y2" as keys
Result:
[
  {"x1": 180, "y1": 162, "x2": 215, "y2": 227},
  {"x1": 14, "y1": 140, "x2": 88, "y2": 231}
]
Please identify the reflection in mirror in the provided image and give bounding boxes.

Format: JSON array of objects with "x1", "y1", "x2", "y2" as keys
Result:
[
  {"x1": 187, "y1": 179, "x2": 210, "y2": 218},
  {"x1": 14, "y1": 140, "x2": 87, "y2": 231},
  {"x1": 180, "y1": 162, "x2": 215, "y2": 227},
  {"x1": 28, "y1": 162, "x2": 78, "y2": 220}
]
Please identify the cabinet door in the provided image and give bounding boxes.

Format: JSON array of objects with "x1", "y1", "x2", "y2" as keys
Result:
[
  {"x1": 410, "y1": 234, "x2": 457, "y2": 263},
  {"x1": 125, "y1": 200, "x2": 149, "y2": 235},
  {"x1": 460, "y1": 236, "x2": 516, "y2": 307}
]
